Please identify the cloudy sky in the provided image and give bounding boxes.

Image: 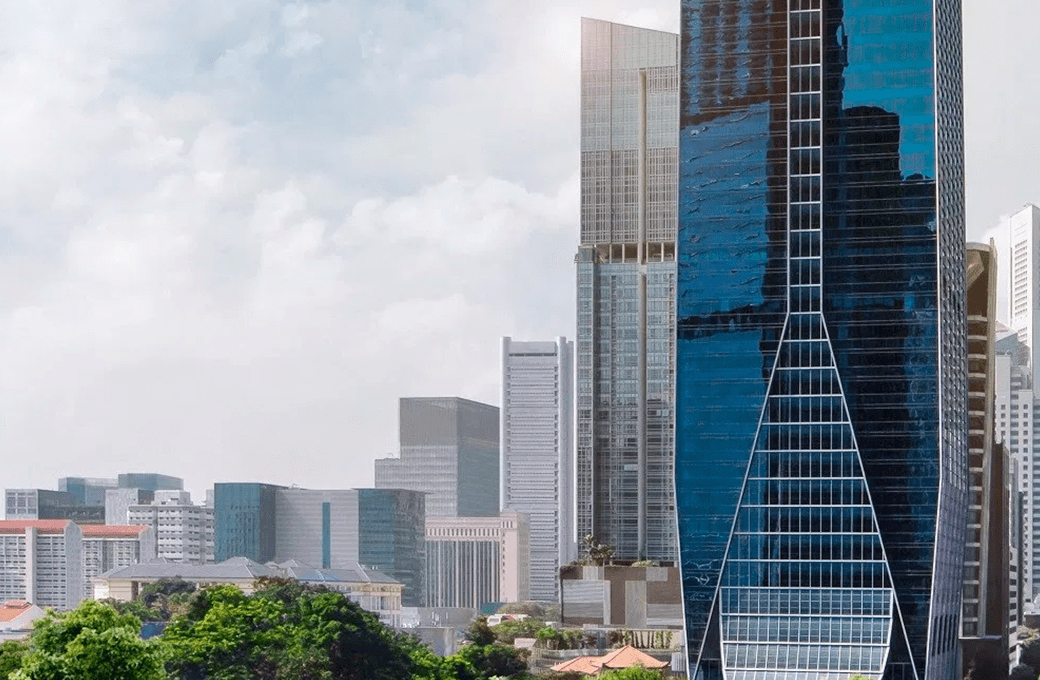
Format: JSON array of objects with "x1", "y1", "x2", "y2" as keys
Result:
[{"x1": 1, "y1": 1, "x2": 1036, "y2": 500}]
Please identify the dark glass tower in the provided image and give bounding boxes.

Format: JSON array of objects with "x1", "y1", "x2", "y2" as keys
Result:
[{"x1": 675, "y1": 1, "x2": 966, "y2": 679}]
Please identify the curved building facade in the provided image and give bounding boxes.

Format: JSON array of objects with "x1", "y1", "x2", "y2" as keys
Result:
[{"x1": 675, "y1": 1, "x2": 967, "y2": 679}]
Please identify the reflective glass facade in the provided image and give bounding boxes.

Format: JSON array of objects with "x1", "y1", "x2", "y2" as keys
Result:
[
  {"x1": 577, "y1": 18, "x2": 679, "y2": 562},
  {"x1": 676, "y1": 1, "x2": 966, "y2": 679},
  {"x1": 358, "y1": 488, "x2": 425, "y2": 608},
  {"x1": 213, "y1": 482, "x2": 282, "y2": 563}
]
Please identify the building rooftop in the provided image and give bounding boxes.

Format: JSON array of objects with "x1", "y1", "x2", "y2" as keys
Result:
[
  {"x1": 0, "y1": 601, "x2": 33, "y2": 623},
  {"x1": 550, "y1": 645, "x2": 668, "y2": 675},
  {"x1": 272, "y1": 559, "x2": 399, "y2": 585},
  {"x1": 100, "y1": 556, "x2": 277, "y2": 581},
  {"x1": 81, "y1": 525, "x2": 149, "y2": 538},
  {"x1": 0, "y1": 520, "x2": 71, "y2": 535}
]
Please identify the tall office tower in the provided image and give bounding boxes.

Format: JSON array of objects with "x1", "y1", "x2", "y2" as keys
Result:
[
  {"x1": 425, "y1": 512, "x2": 530, "y2": 609},
  {"x1": 675, "y1": 1, "x2": 967, "y2": 679},
  {"x1": 0, "y1": 520, "x2": 83, "y2": 610},
  {"x1": 356, "y1": 488, "x2": 426, "y2": 607},
  {"x1": 375, "y1": 397, "x2": 499, "y2": 518},
  {"x1": 128, "y1": 491, "x2": 215, "y2": 564},
  {"x1": 995, "y1": 330, "x2": 1038, "y2": 600},
  {"x1": 213, "y1": 482, "x2": 284, "y2": 562},
  {"x1": 80, "y1": 525, "x2": 155, "y2": 601},
  {"x1": 501, "y1": 337, "x2": 575, "y2": 601},
  {"x1": 960, "y1": 243, "x2": 1011, "y2": 675},
  {"x1": 1009, "y1": 204, "x2": 1040, "y2": 370},
  {"x1": 577, "y1": 18, "x2": 679, "y2": 563}
]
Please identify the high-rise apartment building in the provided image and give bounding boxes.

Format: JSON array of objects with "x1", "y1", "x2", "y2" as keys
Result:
[
  {"x1": 0, "y1": 520, "x2": 83, "y2": 610},
  {"x1": 80, "y1": 524, "x2": 155, "y2": 602},
  {"x1": 375, "y1": 397, "x2": 499, "y2": 518},
  {"x1": 501, "y1": 337, "x2": 575, "y2": 601},
  {"x1": 128, "y1": 491, "x2": 214, "y2": 564},
  {"x1": 675, "y1": 2, "x2": 966, "y2": 679},
  {"x1": 425, "y1": 512, "x2": 529, "y2": 609},
  {"x1": 577, "y1": 18, "x2": 679, "y2": 563}
]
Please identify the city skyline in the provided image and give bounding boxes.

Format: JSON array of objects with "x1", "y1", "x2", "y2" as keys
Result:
[{"x1": 0, "y1": 0, "x2": 1036, "y2": 505}]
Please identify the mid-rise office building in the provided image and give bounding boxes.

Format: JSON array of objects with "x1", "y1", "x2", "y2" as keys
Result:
[
  {"x1": 675, "y1": 2, "x2": 966, "y2": 679},
  {"x1": 5, "y1": 489, "x2": 77, "y2": 520},
  {"x1": 58, "y1": 477, "x2": 117, "y2": 507},
  {"x1": 128, "y1": 491, "x2": 214, "y2": 564},
  {"x1": 213, "y1": 482, "x2": 283, "y2": 563},
  {"x1": 577, "y1": 17, "x2": 679, "y2": 563},
  {"x1": 425, "y1": 512, "x2": 529, "y2": 609},
  {"x1": 375, "y1": 397, "x2": 499, "y2": 518},
  {"x1": 104, "y1": 488, "x2": 156, "y2": 525},
  {"x1": 501, "y1": 337, "x2": 575, "y2": 601},
  {"x1": 81, "y1": 524, "x2": 155, "y2": 602},
  {"x1": 116, "y1": 473, "x2": 183, "y2": 492},
  {"x1": 215, "y1": 484, "x2": 426, "y2": 606},
  {"x1": 0, "y1": 520, "x2": 83, "y2": 610}
]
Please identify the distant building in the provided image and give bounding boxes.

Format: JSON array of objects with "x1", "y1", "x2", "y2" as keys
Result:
[
  {"x1": 215, "y1": 484, "x2": 426, "y2": 607},
  {"x1": 375, "y1": 397, "x2": 499, "y2": 517},
  {"x1": 5, "y1": 489, "x2": 77, "y2": 520},
  {"x1": 559, "y1": 564, "x2": 683, "y2": 629},
  {"x1": 0, "y1": 520, "x2": 83, "y2": 610},
  {"x1": 213, "y1": 482, "x2": 284, "y2": 563},
  {"x1": 501, "y1": 337, "x2": 575, "y2": 602},
  {"x1": 425, "y1": 512, "x2": 529, "y2": 609},
  {"x1": 128, "y1": 491, "x2": 214, "y2": 564},
  {"x1": 58, "y1": 477, "x2": 117, "y2": 508},
  {"x1": 104, "y1": 488, "x2": 156, "y2": 525},
  {"x1": 81, "y1": 525, "x2": 155, "y2": 603},
  {"x1": 116, "y1": 473, "x2": 183, "y2": 492}
]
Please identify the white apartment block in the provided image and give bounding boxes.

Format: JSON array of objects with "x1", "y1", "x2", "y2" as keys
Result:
[
  {"x1": 425, "y1": 513, "x2": 529, "y2": 609},
  {"x1": 1010, "y1": 204, "x2": 1040, "y2": 372},
  {"x1": 128, "y1": 491, "x2": 214, "y2": 564},
  {"x1": 0, "y1": 520, "x2": 82, "y2": 610},
  {"x1": 501, "y1": 337, "x2": 575, "y2": 602},
  {"x1": 81, "y1": 525, "x2": 155, "y2": 601}
]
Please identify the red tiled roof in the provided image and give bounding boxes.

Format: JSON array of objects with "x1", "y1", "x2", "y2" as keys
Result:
[
  {"x1": 550, "y1": 646, "x2": 669, "y2": 675},
  {"x1": 80, "y1": 525, "x2": 148, "y2": 538},
  {"x1": 0, "y1": 601, "x2": 34, "y2": 623},
  {"x1": 0, "y1": 520, "x2": 71, "y2": 535},
  {"x1": 599, "y1": 645, "x2": 669, "y2": 670}
]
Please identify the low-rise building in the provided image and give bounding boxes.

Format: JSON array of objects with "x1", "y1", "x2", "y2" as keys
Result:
[
  {"x1": 0, "y1": 601, "x2": 46, "y2": 641},
  {"x1": 560, "y1": 564, "x2": 683, "y2": 629}
]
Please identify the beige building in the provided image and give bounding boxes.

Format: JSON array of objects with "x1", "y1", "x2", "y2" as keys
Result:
[
  {"x1": 94, "y1": 557, "x2": 403, "y2": 626},
  {"x1": 81, "y1": 524, "x2": 155, "y2": 602},
  {"x1": 425, "y1": 512, "x2": 529, "y2": 608}
]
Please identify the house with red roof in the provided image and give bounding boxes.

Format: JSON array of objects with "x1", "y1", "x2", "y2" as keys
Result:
[
  {"x1": 0, "y1": 600, "x2": 45, "y2": 640},
  {"x1": 550, "y1": 645, "x2": 670, "y2": 676}
]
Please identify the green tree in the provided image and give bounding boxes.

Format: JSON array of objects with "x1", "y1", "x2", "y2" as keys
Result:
[
  {"x1": 466, "y1": 617, "x2": 497, "y2": 647},
  {"x1": 0, "y1": 640, "x2": 27, "y2": 679},
  {"x1": 457, "y1": 643, "x2": 530, "y2": 679},
  {"x1": 1009, "y1": 664, "x2": 1036, "y2": 680},
  {"x1": 1022, "y1": 636, "x2": 1040, "y2": 672},
  {"x1": 12, "y1": 599, "x2": 164, "y2": 680}
]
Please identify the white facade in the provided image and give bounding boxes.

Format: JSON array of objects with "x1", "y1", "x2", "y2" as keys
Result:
[
  {"x1": 81, "y1": 525, "x2": 155, "y2": 601},
  {"x1": 0, "y1": 521, "x2": 83, "y2": 610},
  {"x1": 425, "y1": 513, "x2": 529, "y2": 608},
  {"x1": 128, "y1": 491, "x2": 214, "y2": 564},
  {"x1": 1010, "y1": 204, "x2": 1040, "y2": 371},
  {"x1": 501, "y1": 337, "x2": 575, "y2": 602}
]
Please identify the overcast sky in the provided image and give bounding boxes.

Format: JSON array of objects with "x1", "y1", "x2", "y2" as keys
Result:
[{"x1": 1, "y1": 1, "x2": 1036, "y2": 501}]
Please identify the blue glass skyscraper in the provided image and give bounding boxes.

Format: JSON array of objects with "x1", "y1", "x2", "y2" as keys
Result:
[{"x1": 675, "y1": 1, "x2": 966, "y2": 679}]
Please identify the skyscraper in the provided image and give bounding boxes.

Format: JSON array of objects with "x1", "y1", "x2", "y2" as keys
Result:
[
  {"x1": 375, "y1": 397, "x2": 499, "y2": 518},
  {"x1": 501, "y1": 336, "x2": 575, "y2": 601},
  {"x1": 577, "y1": 17, "x2": 679, "y2": 563},
  {"x1": 1009, "y1": 204, "x2": 1040, "y2": 371},
  {"x1": 675, "y1": 2, "x2": 966, "y2": 680},
  {"x1": 213, "y1": 482, "x2": 283, "y2": 562}
]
